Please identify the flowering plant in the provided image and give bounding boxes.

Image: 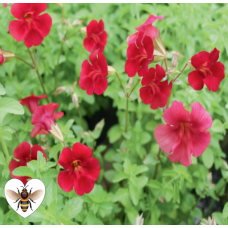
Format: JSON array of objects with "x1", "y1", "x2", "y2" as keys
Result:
[{"x1": 0, "y1": 3, "x2": 228, "y2": 225}]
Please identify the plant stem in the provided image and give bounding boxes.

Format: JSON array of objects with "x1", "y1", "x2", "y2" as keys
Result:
[
  {"x1": 125, "y1": 97, "x2": 129, "y2": 133},
  {"x1": 129, "y1": 79, "x2": 141, "y2": 97},
  {"x1": 115, "y1": 72, "x2": 126, "y2": 97},
  {"x1": 164, "y1": 57, "x2": 168, "y2": 71},
  {"x1": 172, "y1": 62, "x2": 188, "y2": 82},
  {"x1": 153, "y1": 148, "x2": 161, "y2": 179},
  {"x1": 65, "y1": 30, "x2": 80, "y2": 40},
  {"x1": 0, "y1": 137, "x2": 10, "y2": 164},
  {"x1": 14, "y1": 56, "x2": 34, "y2": 68},
  {"x1": 28, "y1": 48, "x2": 49, "y2": 102}
]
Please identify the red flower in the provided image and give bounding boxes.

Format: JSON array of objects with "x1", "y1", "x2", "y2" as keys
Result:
[
  {"x1": 9, "y1": 142, "x2": 47, "y2": 185},
  {"x1": 83, "y1": 19, "x2": 107, "y2": 53},
  {"x1": 3, "y1": 3, "x2": 7, "y2": 7},
  {"x1": 57, "y1": 142, "x2": 100, "y2": 196},
  {"x1": 155, "y1": 101, "x2": 212, "y2": 166},
  {"x1": 127, "y1": 14, "x2": 164, "y2": 45},
  {"x1": 125, "y1": 32, "x2": 154, "y2": 77},
  {"x1": 31, "y1": 103, "x2": 64, "y2": 141},
  {"x1": 9, "y1": 3, "x2": 52, "y2": 48},
  {"x1": 79, "y1": 51, "x2": 108, "y2": 95},
  {"x1": 20, "y1": 93, "x2": 47, "y2": 114},
  {"x1": 188, "y1": 48, "x2": 225, "y2": 92},
  {"x1": 0, "y1": 54, "x2": 3, "y2": 65},
  {"x1": 140, "y1": 64, "x2": 172, "y2": 110}
]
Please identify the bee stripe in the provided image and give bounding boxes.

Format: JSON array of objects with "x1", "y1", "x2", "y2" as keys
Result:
[{"x1": 20, "y1": 204, "x2": 29, "y2": 207}]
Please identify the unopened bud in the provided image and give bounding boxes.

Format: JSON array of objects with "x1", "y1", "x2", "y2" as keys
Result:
[
  {"x1": 125, "y1": 78, "x2": 133, "y2": 90},
  {"x1": 171, "y1": 51, "x2": 178, "y2": 69},
  {"x1": 159, "y1": 196, "x2": 165, "y2": 203},
  {"x1": 207, "y1": 172, "x2": 212, "y2": 182},
  {"x1": 80, "y1": 27, "x2": 87, "y2": 36},
  {"x1": 153, "y1": 30, "x2": 167, "y2": 58},
  {"x1": 0, "y1": 48, "x2": 15, "y2": 64},
  {"x1": 72, "y1": 81, "x2": 77, "y2": 89},
  {"x1": 94, "y1": 119, "x2": 104, "y2": 131},
  {"x1": 81, "y1": 131, "x2": 89, "y2": 138},
  {"x1": 135, "y1": 213, "x2": 144, "y2": 225},
  {"x1": 73, "y1": 19, "x2": 83, "y2": 26},
  {"x1": 152, "y1": 49, "x2": 165, "y2": 63},
  {"x1": 49, "y1": 123, "x2": 64, "y2": 142},
  {"x1": 107, "y1": 66, "x2": 116, "y2": 76},
  {"x1": 72, "y1": 92, "x2": 79, "y2": 109},
  {"x1": 52, "y1": 86, "x2": 66, "y2": 96},
  {"x1": 188, "y1": 60, "x2": 195, "y2": 71},
  {"x1": 42, "y1": 145, "x2": 51, "y2": 150}
]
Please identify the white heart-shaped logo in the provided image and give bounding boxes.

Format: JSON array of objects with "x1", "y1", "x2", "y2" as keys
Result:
[{"x1": 4, "y1": 179, "x2": 45, "y2": 218}]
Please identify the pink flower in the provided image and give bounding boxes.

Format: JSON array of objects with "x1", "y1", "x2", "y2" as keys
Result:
[
  {"x1": 20, "y1": 93, "x2": 47, "y2": 114},
  {"x1": 140, "y1": 64, "x2": 172, "y2": 110},
  {"x1": 3, "y1": 3, "x2": 7, "y2": 7},
  {"x1": 31, "y1": 103, "x2": 64, "y2": 141},
  {"x1": 9, "y1": 3, "x2": 52, "y2": 47},
  {"x1": 188, "y1": 48, "x2": 225, "y2": 92},
  {"x1": 155, "y1": 101, "x2": 212, "y2": 166},
  {"x1": 83, "y1": 19, "x2": 107, "y2": 53},
  {"x1": 125, "y1": 32, "x2": 154, "y2": 77},
  {"x1": 0, "y1": 54, "x2": 4, "y2": 65},
  {"x1": 127, "y1": 14, "x2": 164, "y2": 45},
  {"x1": 79, "y1": 51, "x2": 108, "y2": 95}
]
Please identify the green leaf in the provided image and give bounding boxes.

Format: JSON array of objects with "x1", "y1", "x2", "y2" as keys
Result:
[
  {"x1": 140, "y1": 132, "x2": 151, "y2": 145},
  {"x1": 56, "y1": 216, "x2": 78, "y2": 225},
  {"x1": 107, "y1": 125, "x2": 122, "y2": 143},
  {"x1": 212, "y1": 119, "x2": 225, "y2": 134},
  {"x1": 173, "y1": 181, "x2": 180, "y2": 203},
  {"x1": 62, "y1": 197, "x2": 83, "y2": 220},
  {"x1": 213, "y1": 212, "x2": 228, "y2": 225},
  {"x1": 0, "y1": 84, "x2": 5, "y2": 95},
  {"x1": 87, "y1": 211, "x2": 103, "y2": 225},
  {"x1": 98, "y1": 201, "x2": 113, "y2": 218},
  {"x1": 0, "y1": 98, "x2": 24, "y2": 115},
  {"x1": 0, "y1": 152, "x2": 7, "y2": 166},
  {"x1": 133, "y1": 165, "x2": 148, "y2": 175},
  {"x1": 123, "y1": 158, "x2": 132, "y2": 174},
  {"x1": 223, "y1": 202, "x2": 228, "y2": 218},
  {"x1": 113, "y1": 172, "x2": 129, "y2": 182},
  {"x1": 202, "y1": 148, "x2": 214, "y2": 169},
  {"x1": 129, "y1": 183, "x2": 139, "y2": 206},
  {"x1": 12, "y1": 166, "x2": 34, "y2": 177},
  {"x1": 147, "y1": 179, "x2": 162, "y2": 189},
  {"x1": 113, "y1": 188, "x2": 130, "y2": 207}
]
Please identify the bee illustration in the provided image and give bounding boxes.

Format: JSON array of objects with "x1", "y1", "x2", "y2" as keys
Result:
[{"x1": 6, "y1": 185, "x2": 44, "y2": 212}]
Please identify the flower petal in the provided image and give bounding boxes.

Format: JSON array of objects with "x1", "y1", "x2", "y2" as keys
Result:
[
  {"x1": 208, "y1": 48, "x2": 220, "y2": 64},
  {"x1": 74, "y1": 174, "x2": 95, "y2": 196},
  {"x1": 13, "y1": 142, "x2": 31, "y2": 163},
  {"x1": 30, "y1": 145, "x2": 47, "y2": 161},
  {"x1": 188, "y1": 70, "x2": 204, "y2": 91},
  {"x1": 58, "y1": 170, "x2": 74, "y2": 192},
  {"x1": 143, "y1": 36, "x2": 154, "y2": 59},
  {"x1": 79, "y1": 76, "x2": 94, "y2": 95},
  {"x1": 58, "y1": 147, "x2": 74, "y2": 170},
  {"x1": 211, "y1": 62, "x2": 225, "y2": 81},
  {"x1": 72, "y1": 142, "x2": 92, "y2": 162},
  {"x1": 191, "y1": 131, "x2": 211, "y2": 158},
  {"x1": 98, "y1": 53, "x2": 108, "y2": 76},
  {"x1": 9, "y1": 20, "x2": 28, "y2": 41},
  {"x1": 154, "y1": 125, "x2": 179, "y2": 154},
  {"x1": 155, "y1": 64, "x2": 166, "y2": 81},
  {"x1": 11, "y1": 3, "x2": 30, "y2": 19},
  {"x1": 140, "y1": 86, "x2": 152, "y2": 105},
  {"x1": 34, "y1": 13, "x2": 52, "y2": 37},
  {"x1": 136, "y1": 14, "x2": 164, "y2": 30},
  {"x1": 125, "y1": 59, "x2": 140, "y2": 77},
  {"x1": 53, "y1": 112, "x2": 64, "y2": 120},
  {"x1": 24, "y1": 28, "x2": 44, "y2": 48},
  {"x1": 141, "y1": 68, "x2": 156, "y2": 85},
  {"x1": 83, "y1": 37, "x2": 95, "y2": 52},
  {"x1": 203, "y1": 75, "x2": 220, "y2": 92},
  {"x1": 190, "y1": 102, "x2": 213, "y2": 132},
  {"x1": 191, "y1": 51, "x2": 209, "y2": 69},
  {"x1": 127, "y1": 32, "x2": 138, "y2": 45},
  {"x1": 87, "y1": 20, "x2": 99, "y2": 36},
  {"x1": 163, "y1": 100, "x2": 189, "y2": 127},
  {"x1": 150, "y1": 92, "x2": 168, "y2": 110},
  {"x1": 83, "y1": 157, "x2": 100, "y2": 180},
  {"x1": 94, "y1": 76, "x2": 108, "y2": 95}
]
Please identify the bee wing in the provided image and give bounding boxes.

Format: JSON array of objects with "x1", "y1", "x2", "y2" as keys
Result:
[
  {"x1": 29, "y1": 189, "x2": 44, "y2": 201},
  {"x1": 5, "y1": 189, "x2": 20, "y2": 201}
]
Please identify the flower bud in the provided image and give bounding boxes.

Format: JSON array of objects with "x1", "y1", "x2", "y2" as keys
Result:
[
  {"x1": 171, "y1": 51, "x2": 178, "y2": 69},
  {"x1": 108, "y1": 65, "x2": 116, "y2": 76},
  {"x1": 0, "y1": 48, "x2": 15, "y2": 64},
  {"x1": 153, "y1": 30, "x2": 167, "y2": 58},
  {"x1": 55, "y1": 3, "x2": 63, "y2": 8},
  {"x1": 52, "y1": 86, "x2": 66, "y2": 96},
  {"x1": 152, "y1": 49, "x2": 165, "y2": 63},
  {"x1": 201, "y1": 215, "x2": 216, "y2": 225},
  {"x1": 72, "y1": 92, "x2": 79, "y2": 109},
  {"x1": 73, "y1": 19, "x2": 83, "y2": 26},
  {"x1": 80, "y1": 27, "x2": 87, "y2": 36},
  {"x1": 207, "y1": 172, "x2": 212, "y2": 182},
  {"x1": 49, "y1": 123, "x2": 64, "y2": 142},
  {"x1": 125, "y1": 77, "x2": 133, "y2": 90},
  {"x1": 135, "y1": 213, "x2": 144, "y2": 225}
]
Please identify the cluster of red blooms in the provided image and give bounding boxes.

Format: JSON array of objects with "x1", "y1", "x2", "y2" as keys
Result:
[
  {"x1": 124, "y1": 14, "x2": 225, "y2": 166},
  {"x1": 79, "y1": 19, "x2": 109, "y2": 96},
  {"x1": 2, "y1": 4, "x2": 226, "y2": 195},
  {"x1": 6, "y1": 3, "x2": 100, "y2": 196}
]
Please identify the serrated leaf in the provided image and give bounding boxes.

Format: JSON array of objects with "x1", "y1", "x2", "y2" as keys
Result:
[
  {"x1": 129, "y1": 183, "x2": 139, "y2": 206},
  {"x1": 113, "y1": 172, "x2": 129, "y2": 182},
  {"x1": 12, "y1": 166, "x2": 34, "y2": 177},
  {"x1": 223, "y1": 202, "x2": 228, "y2": 218},
  {"x1": 0, "y1": 98, "x2": 24, "y2": 115}
]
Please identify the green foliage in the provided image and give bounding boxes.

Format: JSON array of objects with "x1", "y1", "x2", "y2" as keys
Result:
[{"x1": 0, "y1": 2, "x2": 228, "y2": 225}]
